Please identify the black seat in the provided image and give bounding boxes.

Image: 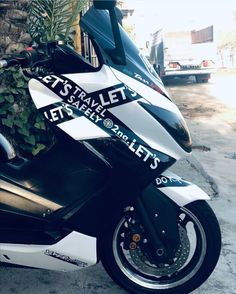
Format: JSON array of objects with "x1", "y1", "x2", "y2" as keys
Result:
[{"x1": 0, "y1": 138, "x2": 108, "y2": 207}]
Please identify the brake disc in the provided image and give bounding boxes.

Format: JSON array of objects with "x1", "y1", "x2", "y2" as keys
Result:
[{"x1": 129, "y1": 226, "x2": 190, "y2": 277}]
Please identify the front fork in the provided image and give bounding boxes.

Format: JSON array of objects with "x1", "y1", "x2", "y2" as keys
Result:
[{"x1": 135, "y1": 185, "x2": 180, "y2": 263}]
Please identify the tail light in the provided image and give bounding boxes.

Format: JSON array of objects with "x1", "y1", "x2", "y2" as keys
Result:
[
  {"x1": 167, "y1": 62, "x2": 180, "y2": 70},
  {"x1": 201, "y1": 60, "x2": 214, "y2": 67}
]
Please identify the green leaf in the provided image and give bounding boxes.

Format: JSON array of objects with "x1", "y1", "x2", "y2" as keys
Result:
[
  {"x1": 7, "y1": 87, "x2": 18, "y2": 94},
  {"x1": 7, "y1": 68, "x2": 16, "y2": 73},
  {"x1": 2, "y1": 117, "x2": 14, "y2": 128},
  {"x1": 29, "y1": 0, "x2": 88, "y2": 43},
  {"x1": 24, "y1": 135, "x2": 36, "y2": 145},
  {"x1": 0, "y1": 95, "x2": 5, "y2": 103},
  {"x1": 8, "y1": 105, "x2": 17, "y2": 113},
  {"x1": 5, "y1": 95, "x2": 14, "y2": 103},
  {"x1": 35, "y1": 115, "x2": 42, "y2": 123},
  {"x1": 16, "y1": 80, "x2": 25, "y2": 88},
  {"x1": 13, "y1": 72, "x2": 22, "y2": 80},
  {"x1": 0, "y1": 109, "x2": 7, "y2": 115},
  {"x1": 14, "y1": 119, "x2": 24, "y2": 128},
  {"x1": 0, "y1": 104, "x2": 10, "y2": 112},
  {"x1": 19, "y1": 112, "x2": 30, "y2": 123},
  {"x1": 34, "y1": 121, "x2": 46, "y2": 130},
  {"x1": 16, "y1": 88, "x2": 27, "y2": 95},
  {"x1": 17, "y1": 127, "x2": 30, "y2": 137},
  {"x1": 32, "y1": 144, "x2": 46, "y2": 156}
]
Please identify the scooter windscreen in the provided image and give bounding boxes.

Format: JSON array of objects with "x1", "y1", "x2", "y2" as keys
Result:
[
  {"x1": 80, "y1": 6, "x2": 168, "y2": 98},
  {"x1": 80, "y1": 6, "x2": 191, "y2": 154}
]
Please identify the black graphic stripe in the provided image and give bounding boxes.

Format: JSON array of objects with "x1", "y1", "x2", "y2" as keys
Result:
[
  {"x1": 154, "y1": 175, "x2": 191, "y2": 188},
  {"x1": 34, "y1": 74, "x2": 174, "y2": 171},
  {"x1": 34, "y1": 75, "x2": 148, "y2": 145},
  {"x1": 34, "y1": 75, "x2": 151, "y2": 149},
  {"x1": 39, "y1": 103, "x2": 78, "y2": 125}
]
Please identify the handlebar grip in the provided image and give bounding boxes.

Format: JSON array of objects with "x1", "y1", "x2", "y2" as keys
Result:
[
  {"x1": 0, "y1": 47, "x2": 52, "y2": 70},
  {"x1": 0, "y1": 49, "x2": 39, "y2": 69},
  {"x1": 0, "y1": 57, "x2": 25, "y2": 68},
  {"x1": 0, "y1": 60, "x2": 8, "y2": 68}
]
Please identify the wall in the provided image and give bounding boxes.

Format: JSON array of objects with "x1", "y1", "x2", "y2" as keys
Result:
[{"x1": 0, "y1": 0, "x2": 31, "y2": 56}]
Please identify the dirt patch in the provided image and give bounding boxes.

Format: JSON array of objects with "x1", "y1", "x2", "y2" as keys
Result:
[
  {"x1": 167, "y1": 76, "x2": 236, "y2": 131},
  {"x1": 224, "y1": 153, "x2": 236, "y2": 160},
  {"x1": 192, "y1": 145, "x2": 211, "y2": 152},
  {"x1": 232, "y1": 123, "x2": 236, "y2": 131}
]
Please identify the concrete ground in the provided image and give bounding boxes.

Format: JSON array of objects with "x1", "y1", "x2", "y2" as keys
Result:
[
  {"x1": 167, "y1": 71, "x2": 236, "y2": 294},
  {"x1": 0, "y1": 70, "x2": 236, "y2": 293}
]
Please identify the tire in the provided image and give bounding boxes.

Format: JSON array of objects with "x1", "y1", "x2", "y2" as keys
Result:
[
  {"x1": 100, "y1": 200, "x2": 221, "y2": 294},
  {"x1": 195, "y1": 74, "x2": 210, "y2": 83}
]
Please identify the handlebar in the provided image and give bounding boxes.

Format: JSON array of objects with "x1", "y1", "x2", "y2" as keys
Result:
[
  {"x1": 0, "y1": 41, "x2": 58, "y2": 70},
  {"x1": 0, "y1": 48, "x2": 39, "y2": 69}
]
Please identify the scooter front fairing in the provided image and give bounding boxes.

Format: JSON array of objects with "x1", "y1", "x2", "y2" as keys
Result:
[{"x1": 28, "y1": 7, "x2": 192, "y2": 189}]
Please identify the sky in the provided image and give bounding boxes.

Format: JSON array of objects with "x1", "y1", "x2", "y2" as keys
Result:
[{"x1": 124, "y1": 0, "x2": 236, "y2": 47}]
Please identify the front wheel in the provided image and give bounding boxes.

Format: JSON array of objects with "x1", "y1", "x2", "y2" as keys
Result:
[{"x1": 100, "y1": 201, "x2": 221, "y2": 294}]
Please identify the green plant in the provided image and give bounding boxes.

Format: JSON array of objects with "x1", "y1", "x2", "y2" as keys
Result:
[
  {"x1": 28, "y1": 0, "x2": 88, "y2": 44},
  {"x1": 0, "y1": 0, "x2": 88, "y2": 157},
  {"x1": 0, "y1": 68, "x2": 54, "y2": 156}
]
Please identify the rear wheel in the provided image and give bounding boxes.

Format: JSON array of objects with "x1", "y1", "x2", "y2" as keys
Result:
[
  {"x1": 100, "y1": 201, "x2": 221, "y2": 294},
  {"x1": 195, "y1": 74, "x2": 210, "y2": 83}
]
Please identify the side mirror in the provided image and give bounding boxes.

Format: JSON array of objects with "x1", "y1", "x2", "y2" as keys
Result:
[
  {"x1": 93, "y1": 0, "x2": 126, "y2": 65},
  {"x1": 93, "y1": 0, "x2": 117, "y2": 10}
]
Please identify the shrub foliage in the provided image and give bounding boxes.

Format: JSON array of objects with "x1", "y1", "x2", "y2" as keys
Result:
[
  {"x1": 1, "y1": 0, "x2": 88, "y2": 157},
  {"x1": 0, "y1": 67, "x2": 54, "y2": 156}
]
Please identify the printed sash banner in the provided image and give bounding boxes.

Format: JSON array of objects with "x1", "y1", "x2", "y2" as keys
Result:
[{"x1": 34, "y1": 74, "x2": 164, "y2": 170}]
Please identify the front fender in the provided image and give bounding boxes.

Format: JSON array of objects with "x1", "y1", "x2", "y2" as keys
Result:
[{"x1": 153, "y1": 171, "x2": 210, "y2": 207}]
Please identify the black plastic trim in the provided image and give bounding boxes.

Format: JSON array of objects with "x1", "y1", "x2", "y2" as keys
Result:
[{"x1": 139, "y1": 102, "x2": 192, "y2": 153}]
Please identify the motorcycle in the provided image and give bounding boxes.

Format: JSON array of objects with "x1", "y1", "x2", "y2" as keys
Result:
[{"x1": 0, "y1": 1, "x2": 221, "y2": 293}]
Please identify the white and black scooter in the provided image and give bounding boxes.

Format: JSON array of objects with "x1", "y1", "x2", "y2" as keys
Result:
[{"x1": 0, "y1": 1, "x2": 221, "y2": 293}]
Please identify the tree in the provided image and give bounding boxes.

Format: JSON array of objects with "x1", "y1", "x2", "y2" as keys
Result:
[{"x1": 28, "y1": 0, "x2": 88, "y2": 44}]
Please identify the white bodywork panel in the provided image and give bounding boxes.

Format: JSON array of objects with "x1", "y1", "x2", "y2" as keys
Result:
[
  {"x1": 110, "y1": 67, "x2": 180, "y2": 115},
  {"x1": 65, "y1": 65, "x2": 119, "y2": 93},
  {"x1": 156, "y1": 171, "x2": 210, "y2": 207},
  {"x1": 109, "y1": 100, "x2": 188, "y2": 160},
  {"x1": 58, "y1": 116, "x2": 110, "y2": 140},
  {"x1": 0, "y1": 231, "x2": 97, "y2": 271},
  {"x1": 29, "y1": 79, "x2": 62, "y2": 109},
  {"x1": 28, "y1": 65, "x2": 120, "y2": 142}
]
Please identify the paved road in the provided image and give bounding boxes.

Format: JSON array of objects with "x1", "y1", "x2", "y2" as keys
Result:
[
  {"x1": 166, "y1": 71, "x2": 236, "y2": 294},
  {"x1": 1, "y1": 71, "x2": 236, "y2": 293}
]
